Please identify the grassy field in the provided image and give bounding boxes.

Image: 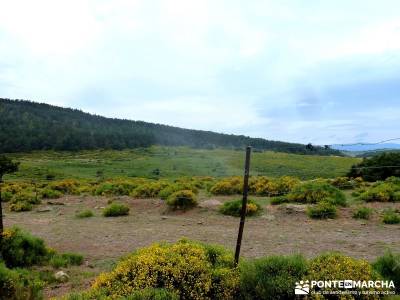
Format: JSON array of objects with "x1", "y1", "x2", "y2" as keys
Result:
[{"x1": 6, "y1": 146, "x2": 360, "y2": 181}]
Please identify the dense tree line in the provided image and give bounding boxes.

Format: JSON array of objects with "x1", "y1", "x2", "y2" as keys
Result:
[
  {"x1": 0, "y1": 98, "x2": 342, "y2": 155},
  {"x1": 348, "y1": 152, "x2": 400, "y2": 181}
]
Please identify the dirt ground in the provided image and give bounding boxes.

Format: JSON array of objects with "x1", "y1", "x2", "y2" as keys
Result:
[{"x1": 4, "y1": 196, "x2": 400, "y2": 298}]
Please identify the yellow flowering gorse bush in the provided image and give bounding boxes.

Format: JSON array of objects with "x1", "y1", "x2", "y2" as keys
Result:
[
  {"x1": 91, "y1": 240, "x2": 239, "y2": 300},
  {"x1": 308, "y1": 253, "x2": 382, "y2": 300}
]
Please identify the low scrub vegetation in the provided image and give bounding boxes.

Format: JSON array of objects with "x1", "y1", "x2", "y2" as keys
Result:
[
  {"x1": 49, "y1": 253, "x2": 84, "y2": 268},
  {"x1": 81, "y1": 239, "x2": 239, "y2": 299},
  {"x1": 60, "y1": 240, "x2": 399, "y2": 300},
  {"x1": 102, "y1": 203, "x2": 130, "y2": 217},
  {"x1": 9, "y1": 201, "x2": 33, "y2": 212},
  {"x1": 166, "y1": 190, "x2": 198, "y2": 210},
  {"x1": 0, "y1": 227, "x2": 49, "y2": 268},
  {"x1": 75, "y1": 209, "x2": 94, "y2": 219},
  {"x1": 307, "y1": 252, "x2": 382, "y2": 296},
  {"x1": 0, "y1": 262, "x2": 44, "y2": 300},
  {"x1": 353, "y1": 206, "x2": 373, "y2": 220},
  {"x1": 219, "y1": 199, "x2": 262, "y2": 217},
  {"x1": 382, "y1": 209, "x2": 400, "y2": 224},
  {"x1": 0, "y1": 227, "x2": 84, "y2": 299},
  {"x1": 326, "y1": 176, "x2": 364, "y2": 190},
  {"x1": 240, "y1": 254, "x2": 307, "y2": 299},
  {"x1": 210, "y1": 176, "x2": 300, "y2": 196},
  {"x1": 273, "y1": 181, "x2": 346, "y2": 206},
  {"x1": 358, "y1": 177, "x2": 400, "y2": 202},
  {"x1": 307, "y1": 201, "x2": 338, "y2": 219},
  {"x1": 373, "y1": 250, "x2": 400, "y2": 293}
]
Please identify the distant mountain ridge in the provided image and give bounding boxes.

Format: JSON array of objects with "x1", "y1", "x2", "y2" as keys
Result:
[
  {"x1": 332, "y1": 143, "x2": 400, "y2": 152},
  {"x1": 0, "y1": 98, "x2": 341, "y2": 155}
]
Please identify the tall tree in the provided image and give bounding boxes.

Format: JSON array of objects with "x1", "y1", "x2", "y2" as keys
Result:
[{"x1": 0, "y1": 155, "x2": 19, "y2": 235}]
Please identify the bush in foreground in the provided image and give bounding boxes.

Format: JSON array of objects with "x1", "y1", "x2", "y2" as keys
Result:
[
  {"x1": 103, "y1": 203, "x2": 130, "y2": 217},
  {"x1": 62, "y1": 288, "x2": 179, "y2": 300},
  {"x1": 123, "y1": 288, "x2": 179, "y2": 300},
  {"x1": 308, "y1": 252, "x2": 382, "y2": 298},
  {"x1": 373, "y1": 251, "x2": 400, "y2": 293},
  {"x1": 219, "y1": 199, "x2": 262, "y2": 217},
  {"x1": 239, "y1": 254, "x2": 307, "y2": 300},
  {"x1": 0, "y1": 262, "x2": 43, "y2": 300},
  {"x1": 166, "y1": 190, "x2": 197, "y2": 210},
  {"x1": 0, "y1": 227, "x2": 49, "y2": 268},
  {"x1": 90, "y1": 239, "x2": 239, "y2": 299}
]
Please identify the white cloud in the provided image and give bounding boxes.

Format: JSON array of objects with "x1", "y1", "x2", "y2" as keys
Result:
[{"x1": 0, "y1": 0, "x2": 399, "y2": 144}]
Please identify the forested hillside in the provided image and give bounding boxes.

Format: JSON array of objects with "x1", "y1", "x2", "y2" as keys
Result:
[{"x1": 0, "y1": 98, "x2": 341, "y2": 155}]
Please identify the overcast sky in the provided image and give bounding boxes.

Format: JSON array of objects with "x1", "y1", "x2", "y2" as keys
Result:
[{"x1": 1, "y1": 0, "x2": 399, "y2": 145}]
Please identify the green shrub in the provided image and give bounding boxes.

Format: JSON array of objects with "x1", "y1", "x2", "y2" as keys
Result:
[
  {"x1": 50, "y1": 253, "x2": 84, "y2": 268},
  {"x1": 359, "y1": 181, "x2": 400, "y2": 202},
  {"x1": 307, "y1": 201, "x2": 337, "y2": 219},
  {"x1": 250, "y1": 176, "x2": 300, "y2": 196},
  {"x1": 308, "y1": 252, "x2": 381, "y2": 298},
  {"x1": 89, "y1": 239, "x2": 239, "y2": 299},
  {"x1": 353, "y1": 206, "x2": 373, "y2": 220},
  {"x1": 124, "y1": 288, "x2": 179, "y2": 300},
  {"x1": 210, "y1": 177, "x2": 242, "y2": 195},
  {"x1": 394, "y1": 191, "x2": 400, "y2": 202},
  {"x1": 0, "y1": 227, "x2": 49, "y2": 268},
  {"x1": 76, "y1": 209, "x2": 94, "y2": 218},
  {"x1": 328, "y1": 176, "x2": 363, "y2": 190},
  {"x1": 373, "y1": 251, "x2": 400, "y2": 293},
  {"x1": 219, "y1": 199, "x2": 261, "y2": 217},
  {"x1": 239, "y1": 254, "x2": 307, "y2": 300},
  {"x1": 158, "y1": 183, "x2": 198, "y2": 200},
  {"x1": 383, "y1": 209, "x2": 400, "y2": 224},
  {"x1": 11, "y1": 191, "x2": 40, "y2": 205},
  {"x1": 348, "y1": 152, "x2": 400, "y2": 181},
  {"x1": 285, "y1": 182, "x2": 346, "y2": 206},
  {"x1": 9, "y1": 201, "x2": 33, "y2": 212},
  {"x1": 1, "y1": 190, "x2": 13, "y2": 202},
  {"x1": 270, "y1": 196, "x2": 289, "y2": 205},
  {"x1": 166, "y1": 190, "x2": 197, "y2": 210},
  {"x1": 61, "y1": 288, "x2": 179, "y2": 300},
  {"x1": 131, "y1": 182, "x2": 167, "y2": 198},
  {"x1": 40, "y1": 188, "x2": 62, "y2": 199},
  {"x1": 0, "y1": 262, "x2": 43, "y2": 300},
  {"x1": 94, "y1": 179, "x2": 143, "y2": 196},
  {"x1": 48, "y1": 179, "x2": 80, "y2": 194},
  {"x1": 103, "y1": 203, "x2": 130, "y2": 217}
]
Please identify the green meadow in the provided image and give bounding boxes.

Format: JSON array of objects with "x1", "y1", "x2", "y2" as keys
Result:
[{"x1": 6, "y1": 146, "x2": 360, "y2": 181}]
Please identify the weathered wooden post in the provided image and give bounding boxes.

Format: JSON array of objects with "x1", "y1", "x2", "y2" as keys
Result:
[{"x1": 234, "y1": 146, "x2": 251, "y2": 266}]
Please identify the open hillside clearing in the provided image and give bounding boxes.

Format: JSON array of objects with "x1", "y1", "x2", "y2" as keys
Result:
[{"x1": 5, "y1": 147, "x2": 359, "y2": 181}]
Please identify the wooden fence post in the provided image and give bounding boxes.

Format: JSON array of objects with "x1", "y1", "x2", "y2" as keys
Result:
[{"x1": 234, "y1": 146, "x2": 251, "y2": 266}]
